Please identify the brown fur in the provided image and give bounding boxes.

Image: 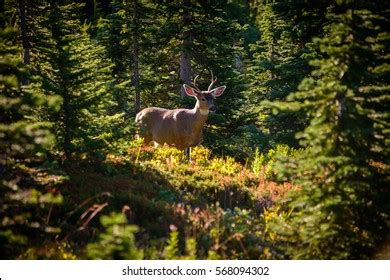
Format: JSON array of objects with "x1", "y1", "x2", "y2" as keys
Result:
[
  {"x1": 135, "y1": 82, "x2": 225, "y2": 151},
  {"x1": 135, "y1": 101, "x2": 209, "y2": 150}
]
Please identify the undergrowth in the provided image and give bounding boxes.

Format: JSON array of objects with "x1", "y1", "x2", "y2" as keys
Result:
[{"x1": 13, "y1": 140, "x2": 299, "y2": 259}]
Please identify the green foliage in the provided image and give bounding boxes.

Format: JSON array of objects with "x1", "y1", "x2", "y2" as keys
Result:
[
  {"x1": 153, "y1": 229, "x2": 197, "y2": 260},
  {"x1": 57, "y1": 143, "x2": 294, "y2": 259},
  {"x1": 87, "y1": 213, "x2": 143, "y2": 260},
  {"x1": 28, "y1": 2, "x2": 120, "y2": 161},
  {"x1": 152, "y1": 145, "x2": 186, "y2": 165},
  {"x1": 0, "y1": 21, "x2": 64, "y2": 259},
  {"x1": 247, "y1": 0, "x2": 331, "y2": 147},
  {"x1": 95, "y1": 0, "x2": 156, "y2": 116},
  {"x1": 190, "y1": 146, "x2": 211, "y2": 165},
  {"x1": 252, "y1": 145, "x2": 302, "y2": 179},
  {"x1": 220, "y1": 124, "x2": 266, "y2": 159},
  {"x1": 22, "y1": 242, "x2": 77, "y2": 260},
  {"x1": 127, "y1": 144, "x2": 258, "y2": 209},
  {"x1": 3, "y1": 0, "x2": 388, "y2": 261},
  {"x1": 167, "y1": 203, "x2": 277, "y2": 259},
  {"x1": 163, "y1": 229, "x2": 180, "y2": 260},
  {"x1": 269, "y1": 2, "x2": 390, "y2": 259}
]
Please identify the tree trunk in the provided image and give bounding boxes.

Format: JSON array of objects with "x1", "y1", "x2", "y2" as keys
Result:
[
  {"x1": 269, "y1": 38, "x2": 276, "y2": 80},
  {"x1": 17, "y1": 0, "x2": 30, "y2": 85},
  {"x1": 132, "y1": 0, "x2": 141, "y2": 115},
  {"x1": 62, "y1": 89, "x2": 72, "y2": 161},
  {"x1": 180, "y1": 0, "x2": 192, "y2": 96}
]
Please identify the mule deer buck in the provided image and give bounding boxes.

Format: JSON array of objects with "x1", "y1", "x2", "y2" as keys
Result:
[{"x1": 135, "y1": 72, "x2": 226, "y2": 160}]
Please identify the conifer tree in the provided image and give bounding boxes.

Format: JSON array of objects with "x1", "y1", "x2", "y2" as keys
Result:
[
  {"x1": 96, "y1": 0, "x2": 160, "y2": 116},
  {"x1": 271, "y1": 1, "x2": 390, "y2": 259},
  {"x1": 247, "y1": 0, "x2": 333, "y2": 147},
  {"x1": 39, "y1": 1, "x2": 118, "y2": 160},
  {"x1": 0, "y1": 19, "x2": 62, "y2": 258},
  {"x1": 96, "y1": 0, "x2": 132, "y2": 117},
  {"x1": 247, "y1": 2, "x2": 296, "y2": 145}
]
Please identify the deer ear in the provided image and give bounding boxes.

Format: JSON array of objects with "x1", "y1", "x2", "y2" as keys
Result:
[
  {"x1": 183, "y1": 84, "x2": 198, "y2": 97},
  {"x1": 210, "y1": 86, "x2": 226, "y2": 97}
]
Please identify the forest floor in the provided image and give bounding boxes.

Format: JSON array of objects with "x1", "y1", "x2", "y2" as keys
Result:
[{"x1": 37, "y1": 145, "x2": 295, "y2": 259}]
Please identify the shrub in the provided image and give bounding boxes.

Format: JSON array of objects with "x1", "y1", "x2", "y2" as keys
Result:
[
  {"x1": 87, "y1": 213, "x2": 144, "y2": 260},
  {"x1": 251, "y1": 145, "x2": 303, "y2": 179}
]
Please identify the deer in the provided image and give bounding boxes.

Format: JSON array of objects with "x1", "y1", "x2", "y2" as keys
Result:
[{"x1": 135, "y1": 71, "x2": 226, "y2": 160}]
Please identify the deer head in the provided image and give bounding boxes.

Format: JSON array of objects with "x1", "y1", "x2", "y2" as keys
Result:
[{"x1": 182, "y1": 71, "x2": 226, "y2": 114}]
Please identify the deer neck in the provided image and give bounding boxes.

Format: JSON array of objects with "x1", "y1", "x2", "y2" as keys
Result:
[
  {"x1": 191, "y1": 101, "x2": 209, "y2": 129},
  {"x1": 193, "y1": 101, "x2": 209, "y2": 116}
]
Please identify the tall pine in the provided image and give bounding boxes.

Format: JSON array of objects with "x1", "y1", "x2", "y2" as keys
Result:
[
  {"x1": 39, "y1": 1, "x2": 118, "y2": 160},
  {"x1": 271, "y1": 1, "x2": 390, "y2": 259},
  {"x1": 0, "y1": 18, "x2": 62, "y2": 258},
  {"x1": 247, "y1": 0, "x2": 332, "y2": 147}
]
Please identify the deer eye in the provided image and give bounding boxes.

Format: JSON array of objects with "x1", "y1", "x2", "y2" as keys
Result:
[{"x1": 201, "y1": 97, "x2": 206, "y2": 101}]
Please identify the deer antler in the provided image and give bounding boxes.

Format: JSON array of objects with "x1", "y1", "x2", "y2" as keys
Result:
[
  {"x1": 192, "y1": 75, "x2": 201, "y2": 91},
  {"x1": 207, "y1": 70, "x2": 218, "y2": 92}
]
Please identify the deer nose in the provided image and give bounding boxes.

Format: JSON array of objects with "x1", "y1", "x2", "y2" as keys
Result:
[{"x1": 209, "y1": 105, "x2": 216, "y2": 112}]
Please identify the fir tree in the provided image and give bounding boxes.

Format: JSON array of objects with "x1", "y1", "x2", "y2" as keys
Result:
[
  {"x1": 96, "y1": 0, "x2": 160, "y2": 116},
  {"x1": 248, "y1": 2, "x2": 297, "y2": 146},
  {"x1": 0, "y1": 19, "x2": 62, "y2": 258},
  {"x1": 271, "y1": 1, "x2": 390, "y2": 259},
  {"x1": 40, "y1": 1, "x2": 118, "y2": 160},
  {"x1": 96, "y1": 0, "x2": 132, "y2": 117},
  {"x1": 247, "y1": 0, "x2": 332, "y2": 147}
]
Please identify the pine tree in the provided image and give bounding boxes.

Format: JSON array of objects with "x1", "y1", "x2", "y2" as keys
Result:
[
  {"x1": 271, "y1": 1, "x2": 390, "y2": 259},
  {"x1": 39, "y1": 1, "x2": 118, "y2": 160},
  {"x1": 247, "y1": 1, "x2": 335, "y2": 148},
  {"x1": 0, "y1": 19, "x2": 62, "y2": 258},
  {"x1": 96, "y1": 0, "x2": 161, "y2": 115},
  {"x1": 96, "y1": 0, "x2": 132, "y2": 117},
  {"x1": 248, "y1": 2, "x2": 297, "y2": 146}
]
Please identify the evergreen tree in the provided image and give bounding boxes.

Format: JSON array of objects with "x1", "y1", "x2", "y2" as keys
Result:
[
  {"x1": 271, "y1": 1, "x2": 390, "y2": 259},
  {"x1": 96, "y1": 0, "x2": 159, "y2": 116},
  {"x1": 96, "y1": 0, "x2": 133, "y2": 117},
  {"x1": 7, "y1": 0, "x2": 121, "y2": 159},
  {"x1": 247, "y1": 0, "x2": 332, "y2": 147},
  {"x1": 38, "y1": 1, "x2": 119, "y2": 160},
  {"x1": 0, "y1": 19, "x2": 62, "y2": 258},
  {"x1": 247, "y1": 2, "x2": 294, "y2": 146}
]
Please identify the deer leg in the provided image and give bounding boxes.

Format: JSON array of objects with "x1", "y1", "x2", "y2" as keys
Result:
[{"x1": 185, "y1": 147, "x2": 193, "y2": 163}]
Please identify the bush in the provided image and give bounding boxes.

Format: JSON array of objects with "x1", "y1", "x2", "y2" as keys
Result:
[
  {"x1": 251, "y1": 145, "x2": 303, "y2": 179},
  {"x1": 87, "y1": 213, "x2": 144, "y2": 260}
]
